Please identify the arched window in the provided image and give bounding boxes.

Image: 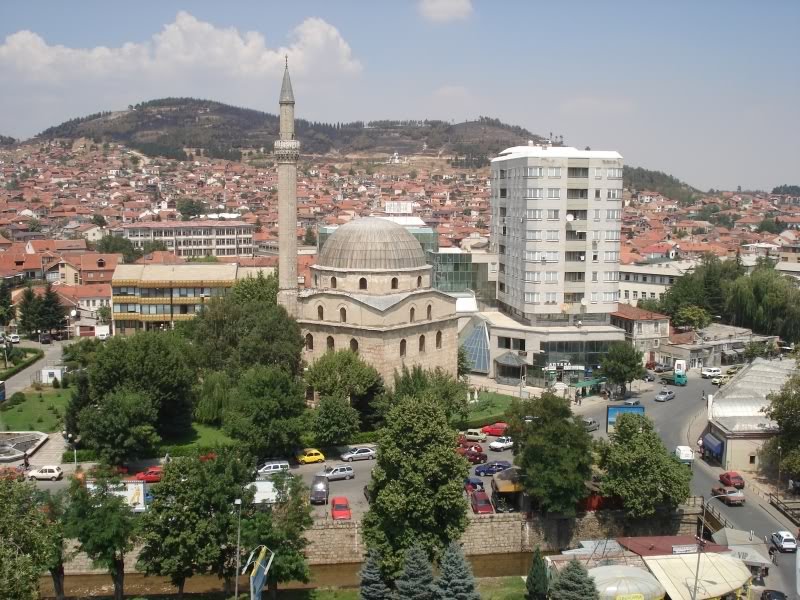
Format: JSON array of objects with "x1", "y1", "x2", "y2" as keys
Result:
[
  {"x1": 317, "y1": 306, "x2": 324, "y2": 320},
  {"x1": 417, "y1": 276, "x2": 422, "y2": 288},
  {"x1": 359, "y1": 277, "x2": 367, "y2": 290},
  {"x1": 331, "y1": 276, "x2": 337, "y2": 289},
  {"x1": 427, "y1": 305, "x2": 432, "y2": 320},
  {"x1": 436, "y1": 330, "x2": 442, "y2": 349},
  {"x1": 327, "y1": 336, "x2": 335, "y2": 351},
  {"x1": 391, "y1": 277, "x2": 398, "y2": 290},
  {"x1": 340, "y1": 307, "x2": 347, "y2": 322},
  {"x1": 419, "y1": 335, "x2": 426, "y2": 353},
  {"x1": 400, "y1": 339, "x2": 406, "y2": 358},
  {"x1": 350, "y1": 338, "x2": 359, "y2": 353},
  {"x1": 410, "y1": 307, "x2": 415, "y2": 323},
  {"x1": 305, "y1": 333, "x2": 314, "y2": 350}
]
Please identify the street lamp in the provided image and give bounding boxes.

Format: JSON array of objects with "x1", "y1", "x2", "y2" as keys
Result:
[
  {"x1": 691, "y1": 494, "x2": 731, "y2": 600},
  {"x1": 234, "y1": 498, "x2": 242, "y2": 599},
  {"x1": 61, "y1": 430, "x2": 77, "y2": 469}
]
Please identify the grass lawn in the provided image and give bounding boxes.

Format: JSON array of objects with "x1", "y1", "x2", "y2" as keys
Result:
[
  {"x1": 478, "y1": 576, "x2": 527, "y2": 599},
  {"x1": 160, "y1": 423, "x2": 235, "y2": 452},
  {"x1": 460, "y1": 391, "x2": 517, "y2": 427},
  {"x1": 0, "y1": 388, "x2": 70, "y2": 432}
]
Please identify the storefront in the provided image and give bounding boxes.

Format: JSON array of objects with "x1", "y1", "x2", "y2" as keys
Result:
[{"x1": 702, "y1": 432, "x2": 725, "y2": 463}]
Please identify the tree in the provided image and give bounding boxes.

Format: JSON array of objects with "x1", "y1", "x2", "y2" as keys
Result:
[
  {"x1": 177, "y1": 198, "x2": 205, "y2": 220},
  {"x1": 457, "y1": 345, "x2": 471, "y2": 379},
  {"x1": 363, "y1": 394, "x2": 468, "y2": 576},
  {"x1": 230, "y1": 270, "x2": 278, "y2": 306},
  {"x1": 549, "y1": 559, "x2": 598, "y2": 600},
  {"x1": 305, "y1": 349, "x2": 384, "y2": 407},
  {"x1": 96, "y1": 305, "x2": 111, "y2": 324},
  {"x1": 526, "y1": 547, "x2": 549, "y2": 600},
  {"x1": 509, "y1": 393, "x2": 592, "y2": 515},
  {"x1": 194, "y1": 370, "x2": 233, "y2": 426},
  {"x1": 17, "y1": 285, "x2": 42, "y2": 336},
  {"x1": 89, "y1": 332, "x2": 195, "y2": 437},
  {"x1": 65, "y1": 476, "x2": 137, "y2": 600},
  {"x1": 600, "y1": 413, "x2": 691, "y2": 518},
  {"x1": 40, "y1": 491, "x2": 69, "y2": 600},
  {"x1": 359, "y1": 549, "x2": 392, "y2": 600},
  {"x1": 0, "y1": 280, "x2": 13, "y2": 326},
  {"x1": 391, "y1": 365, "x2": 468, "y2": 423},
  {"x1": 65, "y1": 371, "x2": 91, "y2": 436},
  {"x1": 314, "y1": 395, "x2": 360, "y2": 446},
  {"x1": 394, "y1": 545, "x2": 434, "y2": 600},
  {"x1": 95, "y1": 236, "x2": 138, "y2": 263},
  {"x1": 432, "y1": 542, "x2": 480, "y2": 600},
  {"x1": 223, "y1": 365, "x2": 306, "y2": 459},
  {"x1": 40, "y1": 282, "x2": 67, "y2": 332},
  {"x1": 599, "y1": 342, "x2": 645, "y2": 396},
  {"x1": 303, "y1": 226, "x2": 317, "y2": 246},
  {"x1": 765, "y1": 374, "x2": 800, "y2": 450},
  {"x1": 673, "y1": 304, "x2": 711, "y2": 330},
  {"x1": 78, "y1": 389, "x2": 161, "y2": 465},
  {"x1": 744, "y1": 340, "x2": 770, "y2": 362},
  {"x1": 91, "y1": 214, "x2": 107, "y2": 227},
  {"x1": 241, "y1": 472, "x2": 313, "y2": 599}
]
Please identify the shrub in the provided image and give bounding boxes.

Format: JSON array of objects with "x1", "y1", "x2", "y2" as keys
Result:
[
  {"x1": 33, "y1": 382, "x2": 42, "y2": 391},
  {"x1": 0, "y1": 391, "x2": 26, "y2": 412},
  {"x1": 349, "y1": 430, "x2": 380, "y2": 445},
  {"x1": 52, "y1": 377, "x2": 60, "y2": 389},
  {"x1": 61, "y1": 373, "x2": 70, "y2": 388}
]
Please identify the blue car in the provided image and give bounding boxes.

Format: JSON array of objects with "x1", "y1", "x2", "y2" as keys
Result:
[{"x1": 475, "y1": 461, "x2": 512, "y2": 477}]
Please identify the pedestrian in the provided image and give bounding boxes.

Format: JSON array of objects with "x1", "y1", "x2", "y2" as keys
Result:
[
  {"x1": 768, "y1": 546, "x2": 777, "y2": 565},
  {"x1": 22, "y1": 451, "x2": 29, "y2": 470}
]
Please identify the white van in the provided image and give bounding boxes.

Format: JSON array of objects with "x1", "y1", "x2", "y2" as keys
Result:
[
  {"x1": 701, "y1": 367, "x2": 721, "y2": 379},
  {"x1": 256, "y1": 460, "x2": 290, "y2": 477},
  {"x1": 675, "y1": 446, "x2": 694, "y2": 466}
]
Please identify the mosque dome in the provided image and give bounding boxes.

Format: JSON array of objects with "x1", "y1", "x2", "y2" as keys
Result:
[{"x1": 316, "y1": 217, "x2": 427, "y2": 271}]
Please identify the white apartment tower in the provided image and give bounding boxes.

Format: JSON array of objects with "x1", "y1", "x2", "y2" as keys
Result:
[{"x1": 490, "y1": 144, "x2": 624, "y2": 325}]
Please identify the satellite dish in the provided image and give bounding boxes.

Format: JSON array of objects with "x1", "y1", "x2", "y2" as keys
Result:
[
  {"x1": 70, "y1": 310, "x2": 78, "y2": 317},
  {"x1": 580, "y1": 298, "x2": 588, "y2": 306},
  {"x1": 566, "y1": 214, "x2": 575, "y2": 222}
]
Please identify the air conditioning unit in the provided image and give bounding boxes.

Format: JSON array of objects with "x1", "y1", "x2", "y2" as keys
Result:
[{"x1": 518, "y1": 351, "x2": 528, "y2": 358}]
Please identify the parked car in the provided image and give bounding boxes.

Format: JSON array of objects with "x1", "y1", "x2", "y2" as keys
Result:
[
  {"x1": 474, "y1": 461, "x2": 512, "y2": 477},
  {"x1": 701, "y1": 367, "x2": 722, "y2": 379},
  {"x1": 655, "y1": 389, "x2": 676, "y2": 402},
  {"x1": 719, "y1": 471, "x2": 745, "y2": 489},
  {"x1": 463, "y1": 450, "x2": 488, "y2": 465},
  {"x1": 316, "y1": 464, "x2": 355, "y2": 481},
  {"x1": 711, "y1": 485, "x2": 745, "y2": 506},
  {"x1": 641, "y1": 372, "x2": 656, "y2": 382},
  {"x1": 761, "y1": 590, "x2": 788, "y2": 600},
  {"x1": 310, "y1": 476, "x2": 329, "y2": 505},
  {"x1": 330, "y1": 496, "x2": 352, "y2": 520},
  {"x1": 623, "y1": 398, "x2": 641, "y2": 406},
  {"x1": 134, "y1": 467, "x2": 163, "y2": 483},
  {"x1": 583, "y1": 417, "x2": 599, "y2": 432},
  {"x1": 464, "y1": 477, "x2": 484, "y2": 495},
  {"x1": 9, "y1": 334, "x2": 20, "y2": 344},
  {"x1": 256, "y1": 461, "x2": 290, "y2": 477},
  {"x1": 456, "y1": 443, "x2": 483, "y2": 455},
  {"x1": 470, "y1": 490, "x2": 494, "y2": 514},
  {"x1": 489, "y1": 436, "x2": 513, "y2": 451},
  {"x1": 28, "y1": 465, "x2": 64, "y2": 481},
  {"x1": 771, "y1": 531, "x2": 797, "y2": 552},
  {"x1": 40, "y1": 333, "x2": 52, "y2": 344},
  {"x1": 295, "y1": 448, "x2": 325, "y2": 465},
  {"x1": 727, "y1": 365, "x2": 741, "y2": 375},
  {"x1": 462, "y1": 429, "x2": 488, "y2": 442},
  {"x1": 481, "y1": 422, "x2": 508, "y2": 437},
  {"x1": 653, "y1": 363, "x2": 668, "y2": 373},
  {"x1": 97, "y1": 332, "x2": 110, "y2": 341},
  {"x1": 713, "y1": 375, "x2": 731, "y2": 386},
  {"x1": 341, "y1": 446, "x2": 376, "y2": 462}
]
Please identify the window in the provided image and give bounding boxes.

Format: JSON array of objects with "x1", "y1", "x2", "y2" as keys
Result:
[
  {"x1": 391, "y1": 277, "x2": 398, "y2": 290},
  {"x1": 637, "y1": 323, "x2": 643, "y2": 334},
  {"x1": 567, "y1": 189, "x2": 588, "y2": 199},
  {"x1": 340, "y1": 307, "x2": 347, "y2": 322},
  {"x1": 633, "y1": 291, "x2": 639, "y2": 300},
  {"x1": 606, "y1": 209, "x2": 621, "y2": 220},
  {"x1": 604, "y1": 271, "x2": 620, "y2": 281},
  {"x1": 544, "y1": 271, "x2": 558, "y2": 283},
  {"x1": 592, "y1": 271, "x2": 598, "y2": 282},
  {"x1": 410, "y1": 307, "x2": 415, "y2": 322},
  {"x1": 417, "y1": 276, "x2": 422, "y2": 288},
  {"x1": 595, "y1": 189, "x2": 601, "y2": 199},
  {"x1": 567, "y1": 167, "x2": 588, "y2": 178},
  {"x1": 524, "y1": 292, "x2": 540, "y2": 303},
  {"x1": 305, "y1": 333, "x2": 314, "y2": 350},
  {"x1": 350, "y1": 338, "x2": 359, "y2": 353},
  {"x1": 499, "y1": 188, "x2": 507, "y2": 198},
  {"x1": 607, "y1": 188, "x2": 622, "y2": 199},
  {"x1": 624, "y1": 290, "x2": 629, "y2": 299},
  {"x1": 330, "y1": 276, "x2": 337, "y2": 289},
  {"x1": 436, "y1": 331, "x2": 442, "y2": 349},
  {"x1": 317, "y1": 306, "x2": 324, "y2": 320},
  {"x1": 603, "y1": 291, "x2": 619, "y2": 301},
  {"x1": 749, "y1": 455, "x2": 756, "y2": 465},
  {"x1": 526, "y1": 229, "x2": 542, "y2": 241},
  {"x1": 594, "y1": 167, "x2": 604, "y2": 178},
  {"x1": 359, "y1": 277, "x2": 367, "y2": 290},
  {"x1": 427, "y1": 305, "x2": 432, "y2": 320},
  {"x1": 546, "y1": 209, "x2": 560, "y2": 220},
  {"x1": 594, "y1": 209, "x2": 601, "y2": 220},
  {"x1": 524, "y1": 271, "x2": 541, "y2": 282},
  {"x1": 526, "y1": 166, "x2": 543, "y2": 177},
  {"x1": 604, "y1": 251, "x2": 620, "y2": 262},
  {"x1": 526, "y1": 187, "x2": 543, "y2": 199},
  {"x1": 400, "y1": 339, "x2": 407, "y2": 357},
  {"x1": 547, "y1": 167, "x2": 561, "y2": 177},
  {"x1": 650, "y1": 292, "x2": 657, "y2": 299},
  {"x1": 546, "y1": 230, "x2": 559, "y2": 241},
  {"x1": 591, "y1": 292, "x2": 599, "y2": 303},
  {"x1": 605, "y1": 230, "x2": 621, "y2": 241},
  {"x1": 592, "y1": 252, "x2": 599, "y2": 262},
  {"x1": 547, "y1": 188, "x2": 561, "y2": 199},
  {"x1": 526, "y1": 209, "x2": 543, "y2": 220},
  {"x1": 327, "y1": 336, "x2": 335, "y2": 351},
  {"x1": 419, "y1": 335, "x2": 426, "y2": 353},
  {"x1": 545, "y1": 292, "x2": 557, "y2": 304},
  {"x1": 607, "y1": 167, "x2": 623, "y2": 179}
]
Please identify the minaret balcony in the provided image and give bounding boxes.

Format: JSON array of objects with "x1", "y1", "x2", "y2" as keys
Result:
[{"x1": 274, "y1": 139, "x2": 300, "y2": 162}]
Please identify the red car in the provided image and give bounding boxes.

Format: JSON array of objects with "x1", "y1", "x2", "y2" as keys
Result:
[
  {"x1": 456, "y1": 443, "x2": 483, "y2": 455},
  {"x1": 331, "y1": 496, "x2": 351, "y2": 520},
  {"x1": 463, "y1": 450, "x2": 488, "y2": 465},
  {"x1": 719, "y1": 471, "x2": 745, "y2": 489},
  {"x1": 481, "y1": 422, "x2": 508, "y2": 437},
  {"x1": 470, "y1": 490, "x2": 494, "y2": 514},
  {"x1": 134, "y1": 467, "x2": 163, "y2": 483}
]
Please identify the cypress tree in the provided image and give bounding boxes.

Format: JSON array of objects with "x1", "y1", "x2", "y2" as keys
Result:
[
  {"x1": 549, "y1": 559, "x2": 598, "y2": 600},
  {"x1": 359, "y1": 549, "x2": 392, "y2": 600},
  {"x1": 432, "y1": 542, "x2": 479, "y2": 600},
  {"x1": 525, "y1": 547, "x2": 548, "y2": 600},
  {"x1": 394, "y1": 545, "x2": 434, "y2": 600},
  {"x1": 17, "y1": 285, "x2": 41, "y2": 336},
  {"x1": 0, "y1": 280, "x2": 13, "y2": 326}
]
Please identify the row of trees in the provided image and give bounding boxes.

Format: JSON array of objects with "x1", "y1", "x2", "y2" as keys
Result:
[{"x1": 16, "y1": 283, "x2": 67, "y2": 337}]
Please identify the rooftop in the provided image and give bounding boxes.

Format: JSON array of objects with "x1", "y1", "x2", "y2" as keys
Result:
[
  {"x1": 611, "y1": 303, "x2": 669, "y2": 321},
  {"x1": 121, "y1": 220, "x2": 251, "y2": 229},
  {"x1": 711, "y1": 357, "x2": 797, "y2": 420},
  {"x1": 492, "y1": 145, "x2": 623, "y2": 163}
]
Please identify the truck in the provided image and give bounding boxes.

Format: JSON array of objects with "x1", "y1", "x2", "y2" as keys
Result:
[
  {"x1": 660, "y1": 372, "x2": 688, "y2": 386},
  {"x1": 711, "y1": 485, "x2": 745, "y2": 506},
  {"x1": 675, "y1": 445, "x2": 694, "y2": 467}
]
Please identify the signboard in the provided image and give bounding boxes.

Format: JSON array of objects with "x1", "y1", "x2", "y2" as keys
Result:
[
  {"x1": 672, "y1": 544, "x2": 698, "y2": 555},
  {"x1": 606, "y1": 405, "x2": 646, "y2": 433},
  {"x1": 86, "y1": 479, "x2": 149, "y2": 512}
]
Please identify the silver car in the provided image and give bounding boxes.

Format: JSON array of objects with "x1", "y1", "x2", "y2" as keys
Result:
[
  {"x1": 341, "y1": 447, "x2": 376, "y2": 462},
  {"x1": 316, "y1": 464, "x2": 355, "y2": 481}
]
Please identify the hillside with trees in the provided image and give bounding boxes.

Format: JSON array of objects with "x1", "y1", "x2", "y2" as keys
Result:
[
  {"x1": 773, "y1": 185, "x2": 800, "y2": 195},
  {"x1": 0, "y1": 134, "x2": 15, "y2": 146},
  {"x1": 624, "y1": 166, "x2": 700, "y2": 205},
  {"x1": 35, "y1": 98, "x2": 547, "y2": 163}
]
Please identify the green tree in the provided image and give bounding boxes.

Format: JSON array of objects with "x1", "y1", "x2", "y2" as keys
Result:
[
  {"x1": 17, "y1": 285, "x2": 42, "y2": 336},
  {"x1": 744, "y1": 340, "x2": 770, "y2": 362},
  {"x1": 673, "y1": 304, "x2": 711, "y2": 330},
  {"x1": 224, "y1": 365, "x2": 306, "y2": 459},
  {"x1": 96, "y1": 305, "x2": 111, "y2": 324},
  {"x1": 40, "y1": 491, "x2": 69, "y2": 600},
  {"x1": 391, "y1": 365, "x2": 468, "y2": 423},
  {"x1": 91, "y1": 214, "x2": 107, "y2": 227},
  {"x1": 241, "y1": 472, "x2": 313, "y2": 599},
  {"x1": 525, "y1": 547, "x2": 549, "y2": 600},
  {"x1": 432, "y1": 542, "x2": 480, "y2": 600},
  {"x1": 78, "y1": 389, "x2": 161, "y2": 465},
  {"x1": 230, "y1": 270, "x2": 279, "y2": 306},
  {"x1": 194, "y1": 370, "x2": 233, "y2": 426},
  {"x1": 599, "y1": 342, "x2": 645, "y2": 396},
  {"x1": 600, "y1": 413, "x2": 691, "y2": 518},
  {"x1": 510, "y1": 393, "x2": 592, "y2": 515},
  {"x1": 363, "y1": 394, "x2": 468, "y2": 576},
  {"x1": 359, "y1": 549, "x2": 392, "y2": 600},
  {"x1": 0, "y1": 280, "x2": 13, "y2": 326},
  {"x1": 394, "y1": 545, "x2": 434, "y2": 600},
  {"x1": 65, "y1": 371, "x2": 91, "y2": 436},
  {"x1": 177, "y1": 198, "x2": 205, "y2": 220},
  {"x1": 65, "y1": 476, "x2": 138, "y2": 600},
  {"x1": 40, "y1": 282, "x2": 67, "y2": 332},
  {"x1": 457, "y1": 345, "x2": 471, "y2": 379},
  {"x1": 314, "y1": 395, "x2": 360, "y2": 446},
  {"x1": 765, "y1": 374, "x2": 800, "y2": 450},
  {"x1": 305, "y1": 349, "x2": 384, "y2": 408},
  {"x1": 95, "y1": 236, "x2": 139, "y2": 263},
  {"x1": 303, "y1": 226, "x2": 317, "y2": 246},
  {"x1": 89, "y1": 332, "x2": 195, "y2": 437},
  {"x1": 549, "y1": 559, "x2": 599, "y2": 600}
]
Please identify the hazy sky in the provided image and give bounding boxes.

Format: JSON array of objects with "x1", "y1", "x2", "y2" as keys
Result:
[{"x1": 1, "y1": 0, "x2": 798, "y2": 191}]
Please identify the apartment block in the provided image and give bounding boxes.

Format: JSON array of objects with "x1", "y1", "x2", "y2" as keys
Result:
[{"x1": 119, "y1": 220, "x2": 255, "y2": 258}]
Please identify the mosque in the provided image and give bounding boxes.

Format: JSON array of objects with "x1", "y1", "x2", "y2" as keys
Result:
[{"x1": 274, "y1": 64, "x2": 459, "y2": 385}]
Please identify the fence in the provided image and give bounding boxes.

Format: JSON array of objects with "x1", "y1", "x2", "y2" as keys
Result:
[{"x1": 769, "y1": 493, "x2": 800, "y2": 526}]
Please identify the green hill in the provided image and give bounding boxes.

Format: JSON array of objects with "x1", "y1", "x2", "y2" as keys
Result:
[
  {"x1": 0, "y1": 134, "x2": 15, "y2": 146},
  {"x1": 36, "y1": 98, "x2": 546, "y2": 164},
  {"x1": 624, "y1": 165, "x2": 700, "y2": 205}
]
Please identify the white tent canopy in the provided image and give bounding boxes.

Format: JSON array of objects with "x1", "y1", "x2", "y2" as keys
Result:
[
  {"x1": 712, "y1": 527, "x2": 771, "y2": 568},
  {"x1": 643, "y1": 553, "x2": 751, "y2": 600},
  {"x1": 588, "y1": 565, "x2": 665, "y2": 600}
]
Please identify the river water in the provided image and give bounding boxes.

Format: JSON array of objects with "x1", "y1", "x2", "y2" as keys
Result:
[{"x1": 40, "y1": 553, "x2": 533, "y2": 597}]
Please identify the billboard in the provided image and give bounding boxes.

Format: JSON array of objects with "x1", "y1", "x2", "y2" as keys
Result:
[
  {"x1": 86, "y1": 479, "x2": 149, "y2": 512},
  {"x1": 606, "y1": 405, "x2": 646, "y2": 433}
]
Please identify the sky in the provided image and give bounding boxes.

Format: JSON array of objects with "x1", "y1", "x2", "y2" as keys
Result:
[{"x1": 1, "y1": 0, "x2": 798, "y2": 191}]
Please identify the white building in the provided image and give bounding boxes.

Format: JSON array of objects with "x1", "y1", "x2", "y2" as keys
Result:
[{"x1": 119, "y1": 220, "x2": 255, "y2": 258}]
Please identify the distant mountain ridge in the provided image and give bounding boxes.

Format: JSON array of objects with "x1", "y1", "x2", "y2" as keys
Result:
[
  {"x1": 35, "y1": 98, "x2": 547, "y2": 165},
  {"x1": 623, "y1": 165, "x2": 700, "y2": 205},
  {"x1": 0, "y1": 134, "x2": 15, "y2": 146}
]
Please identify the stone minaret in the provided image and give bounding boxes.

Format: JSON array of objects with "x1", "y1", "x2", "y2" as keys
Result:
[{"x1": 275, "y1": 59, "x2": 300, "y2": 316}]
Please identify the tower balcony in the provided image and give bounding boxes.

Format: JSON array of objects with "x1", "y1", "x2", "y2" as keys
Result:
[{"x1": 274, "y1": 139, "x2": 300, "y2": 162}]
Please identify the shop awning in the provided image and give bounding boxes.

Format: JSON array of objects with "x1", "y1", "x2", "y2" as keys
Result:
[
  {"x1": 712, "y1": 528, "x2": 771, "y2": 568},
  {"x1": 702, "y1": 433, "x2": 724, "y2": 455},
  {"x1": 643, "y1": 553, "x2": 751, "y2": 600},
  {"x1": 573, "y1": 378, "x2": 604, "y2": 388},
  {"x1": 495, "y1": 351, "x2": 527, "y2": 368}
]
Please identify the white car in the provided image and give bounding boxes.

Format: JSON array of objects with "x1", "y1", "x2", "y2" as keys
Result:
[
  {"x1": 9, "y1": 334, "x2": 20, "y2": 344},
  {"x1": 771, "y1": 531, "x2": 797, "y2": 552},
  {"x1": 341, "y1": 447, "x2": 376, "y2": 462},
  {"x1": 489, "y1": 437, "x2": 514, "y2": 451},
  {"x1": 701, "y1": 367, "x2": 721, "y2": 379},
  {"x1": 97, "y1": 332, "x2": 110, "y2": 341},
  {"x1": 28, "y1": 465, "x2": 63, "y2": 481}
]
